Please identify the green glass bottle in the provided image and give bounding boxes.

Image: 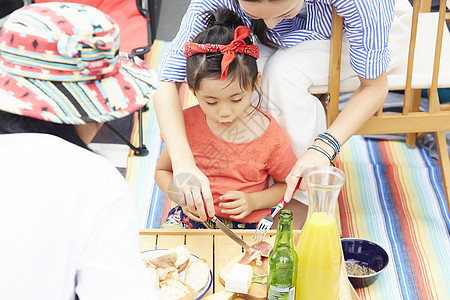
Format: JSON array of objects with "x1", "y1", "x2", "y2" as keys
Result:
[{"x1": 267, "y1": 210, "x2": 298, "y2": 300}]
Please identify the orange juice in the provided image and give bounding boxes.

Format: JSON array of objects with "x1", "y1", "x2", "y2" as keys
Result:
[{"x1": 295, "y1": 212, "x2": 341, "y2": 300}]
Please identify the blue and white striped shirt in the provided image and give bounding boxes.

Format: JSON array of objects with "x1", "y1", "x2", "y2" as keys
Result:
[{"x1": 158, "y1": 0, "x2": 394, "y2": 82}]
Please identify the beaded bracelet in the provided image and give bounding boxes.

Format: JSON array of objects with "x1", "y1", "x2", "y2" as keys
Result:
[
  {"x1": 322, "y1": 132, "x2": 341, "y2": 152},
  {"x1": 307, "y1": 145, "x2": 335, "y2": 166},
  {"x1": 314, "y1": 132, "x2": 341, "y2": 161}
]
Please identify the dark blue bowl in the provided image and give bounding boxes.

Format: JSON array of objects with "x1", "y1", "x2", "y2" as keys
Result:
[{"x1": 341, "y1": 238, "x2": 389, "y2": 288}]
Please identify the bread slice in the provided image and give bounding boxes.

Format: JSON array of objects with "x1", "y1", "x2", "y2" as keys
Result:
[
  {"x1": 184, "y1": 258, "x2": 210, "y2": 293},
  {"x1": 157, "y1": 266, "x2": 178, "y2": 281},
  {"x1": 173, "y1": 245, "x2": 191, "y2": 272},
  {"x1": 159, "y1": 278, "x2": 197, "y2": 300},
  {"x1": 144, "y1": 261, "x2": 159, "y2": 290},
  {"x1": 149, "y1": 246, "x2": 190, "y2": 271},
  {"x1": 148, "y1": 250, "x2": 177, "y2": 269},
  {"x1": 142, "y1": 258, "x2": 157, "y2": 269}
]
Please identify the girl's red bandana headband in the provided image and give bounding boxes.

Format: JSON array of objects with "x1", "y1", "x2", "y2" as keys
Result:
[{"x1": 183, "y1": 26, "x2": 259, "y2": 81}]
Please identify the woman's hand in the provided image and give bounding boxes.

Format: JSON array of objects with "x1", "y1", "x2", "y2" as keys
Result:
[
  {"x1": 218, "y1": 191, "x2": 254, "y2": 220},
  {"x1": 179, "y1": 202, "x2": 203, "y2": 222},
  {"x1": 168, "y1": 166, "x2": 215, "y2": 222},
  {"x1": 284, "y1": 69, "x2": 389, "y2": 204},
  {"x1": 284, "y1": 147, "x2": 330, "y2": 202}
]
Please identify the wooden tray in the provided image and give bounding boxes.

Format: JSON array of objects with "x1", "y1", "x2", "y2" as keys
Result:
[
  {"x1": 139, "y1": 229, "x2": 275, "y2": 298},
  {"x1": 139, "y1": 229, "x2": 360, "y2": 299}
]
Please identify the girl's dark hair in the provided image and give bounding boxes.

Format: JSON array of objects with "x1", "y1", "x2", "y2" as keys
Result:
[
  {"x1": 233, "y1": 0, "x2": 279, "y2": 50},
  {"x1": 0, "y1": 111, "x2": 89, "y2": 149},
  {"x1": 186, "y1": 7, "x2": 259, "y2": 94}
]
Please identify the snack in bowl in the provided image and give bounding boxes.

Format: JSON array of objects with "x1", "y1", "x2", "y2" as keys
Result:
[
  {"x1": 341, "y1": 238, "x2": 389, "y2": 288},
  {"x1": 142, "y1": 246, "x2": 212, "y2": 300}
]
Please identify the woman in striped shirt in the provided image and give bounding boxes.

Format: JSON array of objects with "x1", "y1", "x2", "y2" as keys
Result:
[{"x1": 154, "y1": 0, "x2": 411, "y2": 220}]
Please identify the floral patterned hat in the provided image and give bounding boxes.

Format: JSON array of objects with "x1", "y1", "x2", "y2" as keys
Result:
[{"x1": 0, "y1": 2, "x2": 156, "y2": 124}]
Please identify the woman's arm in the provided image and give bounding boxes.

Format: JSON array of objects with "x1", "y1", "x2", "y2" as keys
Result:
[
  {"x1": 154, "y1": 83, "x2": 215, "y2": 221},
  {"x1": 284, "y1": 0, "x2": 393, "y2": 200},
  {"x1": 153, "y1": 0, "x2": 229, "y2": 221},
  {"x1": 154, "y1": 145, "x2": 174, "y2": 198},
  {"x1": 155, "y1": 145, "x2": 206, "y2": 222},
  {"x1": 327, "y1": 72, "x2": 388, "y2": 144},
  {"x1": 154, "y1": 82, "x2": 193, "y2": 169},
  {"x1": 284, "y1": 72, "x2": 388, "y2": 198}
]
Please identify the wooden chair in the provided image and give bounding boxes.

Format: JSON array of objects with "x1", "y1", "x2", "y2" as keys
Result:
[{"x1": 309, "y1": 0, "x2": 450, "y2": 214}]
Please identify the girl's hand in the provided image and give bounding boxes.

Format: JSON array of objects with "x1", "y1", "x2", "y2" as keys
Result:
[
  {"x1": 167, "y1": 166, "x2": 215, "y2": 222},
  {"x1": 218, "y1": 191, "x2": 254, "y2": 220},
  {"x1": 284, "y1": 148, "x2": 330, "y2": 202}
]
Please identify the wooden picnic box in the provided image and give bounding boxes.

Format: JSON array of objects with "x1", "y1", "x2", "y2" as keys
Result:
[{"x1": 139, "y1": 229, "x2": 359, "y2": 299}]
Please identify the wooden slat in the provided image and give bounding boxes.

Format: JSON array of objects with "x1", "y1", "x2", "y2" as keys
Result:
[
  {"x1": 327, "y1": 8, "x2": 344, "y2": 126},
  {"x1": 185, "y1": 235, "x2": 214, "y2": 264},
  {"x1": 140, "y1": 229, "x2": 276, "y2": 236},
  {"x1": 140, "y1": 229, "x2": 214, "y2": 235},
  {"x1": 139, "y1": 232, "x2": 156, "y2": 252},
  {"x1": 214, "y1": 235, "x2": 243, "y2": 292},
  {"x1": 430, "y1": 0, "x2": 448, "y2": 112},
  {"x1": 356, "y1": 112, "x2": 450, "y2": 135},
  {"x1": 242, "y1": 234, "x2": 254, "y2": 247},
  {"x1": 156, "y1": 233, "x2": 185, "y2": 249},
  {"x1": 420, "y1": 0, "x2": 432, "y2": 12},
  {"x1": 435, "y1": 131, "x2": 450, "y2": 204},
  {"x1": 242, "y1": 232, "x2": 275, "y2": 245},
  {"x1": 403, "y1": 0, "x2": 420, "y2": 115},
  {"x1": 405, "y1": 90, "x2": 422, "y2": 148}
]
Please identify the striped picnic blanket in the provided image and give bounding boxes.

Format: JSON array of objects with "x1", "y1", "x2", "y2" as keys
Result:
[
  {"x1": 337, "y1": 136, "x2": 450, "y2": 299},
  {"x1": 127, "y1": 40, "x2": 450, "y2": 299}
]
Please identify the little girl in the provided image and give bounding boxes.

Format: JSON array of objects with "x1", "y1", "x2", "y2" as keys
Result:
[{"x1": 155, "y1": 8, "x2": 297, "y2": 229}]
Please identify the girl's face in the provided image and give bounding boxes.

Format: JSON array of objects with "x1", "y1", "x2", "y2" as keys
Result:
[
  {"x1": 194, "y1": 75, "x2": 260, "y2": 129},
  {"x1": 239, "y1": 0, "x2": 304, "y2": 29}
]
